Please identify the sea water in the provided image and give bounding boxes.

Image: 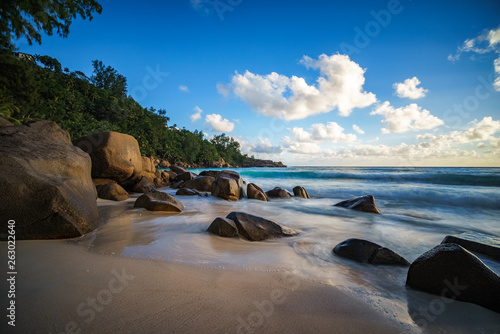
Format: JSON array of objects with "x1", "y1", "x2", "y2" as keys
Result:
[{"x1": 82, "y1": 166, "x2": 500, "y2": 332}]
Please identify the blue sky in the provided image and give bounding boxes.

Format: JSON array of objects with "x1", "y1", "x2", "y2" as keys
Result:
[{"x1": 16, "y1": 0, "x2": 500, "y2": 166}]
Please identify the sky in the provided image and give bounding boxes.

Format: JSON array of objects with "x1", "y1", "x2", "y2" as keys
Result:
[{"x1": 16, "y1": 0, "x2": 500, "y2": 166}]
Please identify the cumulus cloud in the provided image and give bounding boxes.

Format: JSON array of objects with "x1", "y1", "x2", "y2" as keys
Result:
[
  {"x1": 448, "y1": 26, "x2": 500, "y2": 91},
  {"x1": 416, "y1": 116, "x2": 500, "y2": 147},
  {"x1": 190, "y1": 106, "x2": 203, "y2": 122},
  {"x1": 179, "y1": 85, "x2": 189, "y2": 92},
  {"x1": 393, "y1": 77, "x2": 428, "y2": 99},
  {"x1": 222, "y1": 54, "x2": 376, "y2": 120},
  {"x1": 352, "y1": 124, "x2": 365, "y2": 135},
  {"x1": 291, "y1": 122, "x2": 357, "y2": 143},
  {"x1": 205, "y1": 114, "x2": 235, "y2": 132},
  {"x1": 371, "y1": 101, "x2": 444, "y2": 133},
  {"x1": 251, "y1": 138, "x2": 283, "y2": 154},
  {"x1": 281, "y1": 136, "x2": 324, "y2": 154}
]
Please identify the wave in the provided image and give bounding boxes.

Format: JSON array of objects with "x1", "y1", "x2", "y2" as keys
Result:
[{"x1": 237, "y1": 168, "x2": 500, "y2": 188}]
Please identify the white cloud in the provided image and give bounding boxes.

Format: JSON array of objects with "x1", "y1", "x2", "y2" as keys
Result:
[
  {"x1": 416, "y1": 116, "x2": 500, "y2": 146},
  {"x1": 393, "y1": 77, "x2": 428, "y2": 99},
  {"x1": 281, "y1": 136, "x2": 324, "y2": 155},
  {"x1": 279, "y1": 117, "x2": 500, "y2": 165},
  {"x1": 371, "y1": 101, "x2": 444, "y2": 133},
  {"x1": 222, "y1": 54, "x2": 377, "y2": 120},
  {"x1": 190, "y1": 106, "x2": 203, "y2": 122},
  {"x1": 205, "y1": 114, "x2": 235, "y2": 133},
  {"x1": 179, "y1": 85, "x2": 189, "y2": 92},
  {"x1": 251, "y1": 137, "x2": 283, "y2": 154},
  {"x1": 352, "y1": 124, "x2": 365, "y2": 135},
  {"x1": 449, "y1": 26, "x2": 500, "y2": 91},
  {"x1": 291, "y1": 122, "x2": 357, "y2": 143}
]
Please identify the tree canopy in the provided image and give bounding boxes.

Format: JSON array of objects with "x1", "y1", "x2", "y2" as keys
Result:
[{"x1": 0, "y1": 0, "x2": 102, "y2": 50}]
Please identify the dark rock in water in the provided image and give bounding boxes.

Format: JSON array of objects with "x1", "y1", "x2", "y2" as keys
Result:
[
  {"x1": 207, "y1": 217, "x2": 238, "y2": 237},
  {"x1": 406, "y1": 243, "x2": 500, "y2": 313},
  {"x1": 74, "y1": 131, "x2": 142, "y2": 184},
  {"x1": 441, "y1": 232, "x2": 500, "y2": 260},
  {"x1": 293, "y1": 186, "x2": 310, "y2": 199},
  {"x1": 334, "y1": 195, "x2": 381, "y2": 214},
  {"x1": 176, "y1": 188, "x2": 207, "y2": 197},
  {"x1": 333, "y1": 238, "x2": 410, "y2": 266},
  {"x1": 131, "y1": 177, "x2": 156, "y2": 193},
  {"x1": 226, "y1": 211, "x2": 298, "y2": 241},
  {"x1": 199, "y1": 170, "x2": 221, "y2": 178},
  {"x1": 370, "y1": 247, "x2": 411, "y2": 265},
  {"x1": 175, "y1": 171, "x2": 197, "y2": 182},
  {"x1": 134, "y1": 190, "x2": 184, "y2": 212},
  {"x1": 266, "y1": 187, "x2": 292, "y2": 199},
  {"x1": 170, "y1": 165, "x2": 188, "y2": 174},
  {"x1": 211, "y1": 170, "x2": 246, "y2": 201},
  {"x1": 182, "y1": 176, "x2": 215, "y2": 192},
  {"x1": 0, "y1": 120, "x2": 99, "y2": 240},
  {"x1": 170, "y1": 180, "x2": 185, "y2": 189},
  {"x1": 96, "y1": 183, "x2": 129, "y2": 201},
  {"x1": 247, "y1": 183, "x2": 269, "y2": 202}
]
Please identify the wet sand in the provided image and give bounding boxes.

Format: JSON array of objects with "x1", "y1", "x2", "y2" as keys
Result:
[{"x1": 0, "y1": 200, "x2": 415, "y2": 334}]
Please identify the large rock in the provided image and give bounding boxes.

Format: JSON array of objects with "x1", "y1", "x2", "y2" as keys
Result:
[
  {"x1": 406, "y1": 243, "x2": 500, "y2": 313},
  {"x1": 441, "y1": 232, "x2": 500, "y2": 260},
  {"x1": 334, "y1": 195, "x2": 381, "y2": 214},
  {"x1": 207, "y1": 217, "x2": 238, "y2": 237},
  {"x1": 293, "y1": 186, "x2": 310, "y2": 199},
  {"x1": 131, "y1": 178, "x2": 156, "y2": 193},
  {"x1": 134, "y1": 191, "x2": 184, "y2": 212},
  {"x1": 266, "y1": 187, "x2": 292, "y2": 199},
  {"x1": 225, "y1": 211, "x2": 298, "y2": 241},
  {"x1": 247, "y1": 183, "x2": 269, "y2": 202},
  {"x1": 175, "y1": 171, "x2": 197, "y2": 182},
  {"x1": 182, "y1": 176, "x2": 215, "y2": 192},
  {"x1": 333, "y1": 238, "x2": 410, "y2": 265},
  {"x1": 211, "y1": 170, "x2": 246, "y2": 201},
  {"x1": 170, "y1": 165, "x2": 188, "y2": 174},
  {"x1": 199, "y1": 170, "x2": 221, "y2": 178},
  {"x1": 74, "y1": 131, "x2": 142, "y2": 184},
  {"x1": 141, "y1": 156, "x2": 156, "y2": 173},
  {"x1": 96, "y1": 183, "x2": 129, "y2": 201},
  {"x1": 0, "y1": 121, "x2": 99, "y2": 240}
]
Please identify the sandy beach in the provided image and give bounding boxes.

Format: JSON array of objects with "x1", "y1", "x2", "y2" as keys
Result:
[{"x1": 1, "y1": 198, "x2": 416, "y2": 334}]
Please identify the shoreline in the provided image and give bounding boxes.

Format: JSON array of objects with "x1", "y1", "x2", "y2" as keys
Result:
[{"x1": 1, "y1": 199, "x2": 416, "y2": 334}]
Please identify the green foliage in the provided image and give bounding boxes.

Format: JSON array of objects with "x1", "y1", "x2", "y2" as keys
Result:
[
  {"x1": 0, "y1": 54, "x2": 249, "y2": 166},
  {"x1": 35, "y1": 54, "x2": 62, "y2": 72},
  {"x1": 90, "y1": 60, "x2": 127, "y2": 99},
  {"x1": 0, "y1": 0, "x2": 102, "y2": 50}
]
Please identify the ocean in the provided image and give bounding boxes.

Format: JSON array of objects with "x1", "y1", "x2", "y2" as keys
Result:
[{"x1": 85, "y1": 166, "x2": 500, "y2": 331}]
